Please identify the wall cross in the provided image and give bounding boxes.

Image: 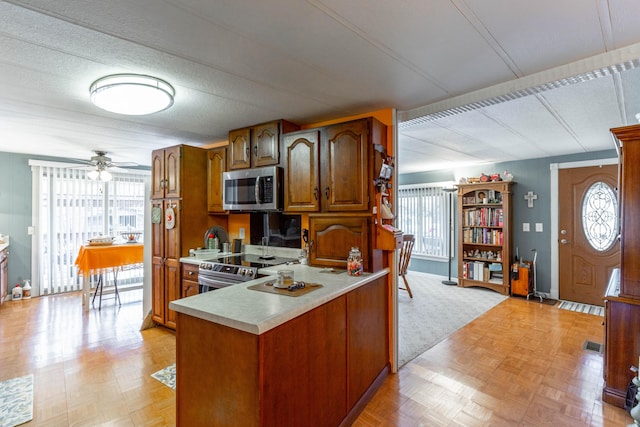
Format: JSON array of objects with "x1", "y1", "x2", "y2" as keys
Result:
[{"x1": 524, "y1": 191, "x2": 537, "y2": 208}]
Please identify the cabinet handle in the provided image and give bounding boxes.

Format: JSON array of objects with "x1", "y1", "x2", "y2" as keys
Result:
[
  {"x1": 245, "y1": 147, "x2": 250, "y2": 161},
  {"x1": 253, "y1": 145, "x2": 257, "y2": 157},
  {"x1": 313, "y1": 187, "x2": 318, "y2": 200},
  {"x1": 188, "y1": 271, "x2": 194, "y2": 276},
  {"x1": 325, "y1": 186, "x2": 330, "y2": 200}
]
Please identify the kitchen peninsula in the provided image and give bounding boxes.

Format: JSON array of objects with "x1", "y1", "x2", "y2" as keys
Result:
[{"x1": 170, "y1": 264, "x2": 390, "y2": 426}]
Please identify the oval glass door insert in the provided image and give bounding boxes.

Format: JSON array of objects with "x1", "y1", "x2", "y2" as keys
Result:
[{"x1": 581, "y1": 181, "x2": 618, "y2": 251}]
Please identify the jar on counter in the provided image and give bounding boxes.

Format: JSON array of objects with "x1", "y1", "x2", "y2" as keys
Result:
[{"x1": 347, "y1": 247, "x2": 363, "y2": 276}]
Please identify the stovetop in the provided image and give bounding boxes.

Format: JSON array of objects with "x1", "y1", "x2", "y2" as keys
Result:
[{"x1": 200, "y1": 253, "x2": 297, "y2": 269}]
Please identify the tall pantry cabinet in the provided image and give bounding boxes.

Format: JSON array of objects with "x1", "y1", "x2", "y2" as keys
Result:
[{"x1": 151, "y1": 145, "x2": 209, "y2": 329}]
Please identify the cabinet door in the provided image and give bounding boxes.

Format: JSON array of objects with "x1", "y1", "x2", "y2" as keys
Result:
[
  {"x1": 251, "y1": 121, "x2": 280, "y2": 168},
  {"x1": 182, "y1": 263, "x2": 199, "y2": 297},
  {"x1": 165, "y1": 259, "x2": 181, "y2": 330},
  {"x1": 322, "y1": 119, "x2": 369, "y2": 211},
  {"x1": 164, "y1": 146, "x2": 182, "y2": 199},
  {"x1": 151, "y1": 201, "x2": 165, "y2": 324},
  {"x1": 228, "y1": 128, "x2": 251, "y2": 170},
  {"x1": 207, "y1": 147, "x2": 226, "y2": 213},
  {"x1": 164, "y1": 200, "x2": 181, "y2": 260},
  {"x1": 283, "y1": 130, "x2": 320, "y2": 212},
  {"x1": 151, "y1": 149, "x2": 165, "y2": 199},
  {"x1": 151, "y1": 257, "x2": 165, "y2": 324},
  {"x1": 309, "y1": 216, "x2": 369, "y2": 270},
  {"x1": 261, "y1": 296, "x2": 347, "y2": 426},
  {"x1": 347, "y1": 277, "x2": 388, "y2": 408}
]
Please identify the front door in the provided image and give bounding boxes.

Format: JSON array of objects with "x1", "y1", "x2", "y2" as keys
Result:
[{"x1": 558, "y1": 165, "x2": 619, "y2": 305}]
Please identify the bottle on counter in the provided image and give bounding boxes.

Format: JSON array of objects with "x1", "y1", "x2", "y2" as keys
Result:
[
  {"x1": 347, "y1": 247, "x2": 363, "y2": 276},
  {"x1": 207, "y1": 233, "x2": 217, "y2": 250}
]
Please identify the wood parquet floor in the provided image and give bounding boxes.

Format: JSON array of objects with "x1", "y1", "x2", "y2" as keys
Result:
[{"x1": 0, "y1": 291, "x2": 632, "y2": 426}]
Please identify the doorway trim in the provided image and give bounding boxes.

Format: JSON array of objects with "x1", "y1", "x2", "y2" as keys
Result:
[{"x1": 549, "y1": 157, "x2": 617, "y2": 300}]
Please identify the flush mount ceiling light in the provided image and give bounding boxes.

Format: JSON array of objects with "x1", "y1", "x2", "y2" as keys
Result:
[{"x1": 89, "y1": 74, "x2": 175, "y2": 115}]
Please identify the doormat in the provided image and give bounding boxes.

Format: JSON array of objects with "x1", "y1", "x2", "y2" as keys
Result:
[
  {"x1": 0, "y1": 374, "x2": 33, "y2": 427},
  {"x1": 151, "y1": 364, "x2": 176, "y2": 390},
  {"x1": 511, "y1": 295, "x2": 558, "y2": 306},
  {"x1": 558, "y1": 300, "x2": 604, "y2": 316}
]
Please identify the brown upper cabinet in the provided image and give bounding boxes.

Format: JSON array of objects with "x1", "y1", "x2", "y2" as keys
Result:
[
  {"x1": 151, "y1": 145, "x2": 182, "y2": 199},
  {"x1": 284, "y1": 117, "x2": 386, "y2": 212},
  {"x1": 207, "y1": 147, "x2": 227, "y2": 213},
  {"x1": 228, "y1": 119, "x2": 299, "y2": 170}
]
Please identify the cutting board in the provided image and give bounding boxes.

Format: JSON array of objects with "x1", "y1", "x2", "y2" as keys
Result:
[{"x1": 248, "y1": 282, "x2": 323, "y2": 297}]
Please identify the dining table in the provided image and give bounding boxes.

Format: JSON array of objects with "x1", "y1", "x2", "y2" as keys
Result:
[{"x1": 74, "y1": 243, "x2": 144, "y2": 311}]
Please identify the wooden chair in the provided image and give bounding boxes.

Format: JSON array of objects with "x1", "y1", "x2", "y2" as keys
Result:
[{"x1": 398, "y1": 234, "x2": 415, "y2": 298}]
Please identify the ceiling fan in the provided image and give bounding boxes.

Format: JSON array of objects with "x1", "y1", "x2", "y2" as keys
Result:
[{"x1": 74, "y1": 151, "x2": 138, "y2": 181}]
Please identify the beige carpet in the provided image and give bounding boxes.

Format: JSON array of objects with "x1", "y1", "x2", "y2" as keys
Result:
[{"x1": 398, "y1": 271, "x2": 508, "y2": 367}]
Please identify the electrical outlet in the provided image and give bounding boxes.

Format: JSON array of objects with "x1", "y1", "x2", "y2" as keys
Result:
[
  {"x1": 535, "y1": 223, "x2": 543, "y2": 232},
  {"x1": 523, "y1": 223, "x2": 530, "y2": 232},
  {"x1": 27, "y1": 226, "x2": 34, "y2": 235}
]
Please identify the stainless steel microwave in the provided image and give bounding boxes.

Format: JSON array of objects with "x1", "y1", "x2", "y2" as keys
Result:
[{"x1": 222, "y1": 166, "x2": 282, "y2": 211}]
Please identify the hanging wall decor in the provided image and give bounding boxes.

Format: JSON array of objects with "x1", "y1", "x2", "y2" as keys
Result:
[{"x1": 165, "y1": 204, "x2": 176, "y2": 229}]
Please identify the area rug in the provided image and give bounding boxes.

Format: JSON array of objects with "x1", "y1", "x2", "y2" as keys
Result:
[
  {"x1": 0, "y1": 374, "x2": 33, "y2": 427},
  {"x1": 398, "y1": 271, "x2": 508, "y2": 367},
  {"x1": 151, "y1": 364, "x2": 176, "y2": 390},
  {"x1": 558, "y1": 300, "x2": 604, "y2": 316}
]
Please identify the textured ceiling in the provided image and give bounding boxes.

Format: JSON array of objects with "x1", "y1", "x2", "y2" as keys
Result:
[{"x1": 1, "y1": 0, "x2": 639, "y2": 172}]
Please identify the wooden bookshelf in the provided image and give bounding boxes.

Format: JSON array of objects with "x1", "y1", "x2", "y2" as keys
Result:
[{"x1": 457, "y1": 181, "x2": 513, "y2": 295}]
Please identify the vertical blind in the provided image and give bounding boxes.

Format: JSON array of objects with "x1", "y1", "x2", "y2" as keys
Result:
[
  {"x1": 30, "y1": 161, "x2": 148, "y2": 295},
  {"x1": 397, "y1": 185, "x2": 450, "y2": 259}
]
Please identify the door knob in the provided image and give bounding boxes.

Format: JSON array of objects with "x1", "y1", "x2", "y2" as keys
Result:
[
  {"x1": 560, "y1": 229, "x2": 567, "y2": 235},
  {"x1": 560, "y1": 239, "x2": 568, "y2": 244}
]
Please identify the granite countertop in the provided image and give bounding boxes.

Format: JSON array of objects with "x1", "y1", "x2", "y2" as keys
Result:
[{"x1": 169, "y1": 264, "x2": 389, "y2": 335}]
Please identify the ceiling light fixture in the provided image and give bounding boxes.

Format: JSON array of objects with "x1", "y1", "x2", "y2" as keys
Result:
[
  {"x1": 89, "y1": 74, "x2": 175, "y2": 115},
  {"x1": 87, "y1": 168, "x2": 112, "y2": 182}
]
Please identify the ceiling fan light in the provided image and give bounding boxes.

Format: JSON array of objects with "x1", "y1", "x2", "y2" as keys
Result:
[
  {"x1": 99, "y1": 170, "x2": 112, "y2": 181},
  {"x1": 87, "y1": 170, "x2": 99, "y2": 180},
  {"x1": 90, "y1": 74, "x2": 175, "y2": 115}
]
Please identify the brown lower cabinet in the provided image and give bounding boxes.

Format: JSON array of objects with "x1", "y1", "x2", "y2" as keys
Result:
[
  {"x1": 181, "y1": 263, "x2": 199, "y2": 298},
  {"x1": 175, "y1": 275, "x2": 389, "y2": 426}
]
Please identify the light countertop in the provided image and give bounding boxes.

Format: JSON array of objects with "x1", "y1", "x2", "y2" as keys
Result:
[
  {"x1": 169, "y1": 264, "x2": 389, "y2": 335},
  {"x1": 0, "y1": 242, "x2": 9, "y2": 252}
]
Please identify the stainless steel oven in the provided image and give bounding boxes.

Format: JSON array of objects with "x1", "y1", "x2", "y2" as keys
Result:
[{"x1": 198, "y1": 261, "x2": 258, "y2": 293}]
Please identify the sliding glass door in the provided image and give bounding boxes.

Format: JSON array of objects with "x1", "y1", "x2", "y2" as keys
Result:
[{"x1": 30, "y1": 162, "x2": 148, "y2": 295}]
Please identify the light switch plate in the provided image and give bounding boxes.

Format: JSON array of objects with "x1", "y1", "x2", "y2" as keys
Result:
[
  {"x1": 523, "y1": 223, "x2": 530, "y2": 232},
  {"x1": 535, "y1": 223, "x2": 543, "y2": 232},
  {"x1": 239, "y1": 228, "x2": 245, "y2": 239}
]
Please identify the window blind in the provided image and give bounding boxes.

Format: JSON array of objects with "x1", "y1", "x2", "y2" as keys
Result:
[{"x1": 397, "y1": 185, "x2": 450, "y2": 259}]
